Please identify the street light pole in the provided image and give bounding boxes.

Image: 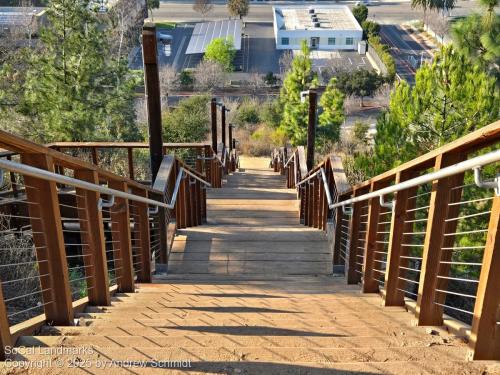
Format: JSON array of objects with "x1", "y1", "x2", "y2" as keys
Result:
[{"x1": 142, "y1": 23, "x2": 163, "y2": 183}]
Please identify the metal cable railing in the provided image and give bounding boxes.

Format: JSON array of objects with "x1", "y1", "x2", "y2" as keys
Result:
[
  {"x1": 291, "y1": 120, "x2": 500, "y2": 361},
  {"x1": 0, "y1": 132, "x2": 214, "y2": 361}
]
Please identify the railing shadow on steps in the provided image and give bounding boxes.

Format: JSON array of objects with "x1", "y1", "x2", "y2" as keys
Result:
[
  {"x1": 272, "y1": 120, "x2": 500, "y2": 361},
  {"x1": 0, "y1": 130, "x2": 216, "y2": 360}
]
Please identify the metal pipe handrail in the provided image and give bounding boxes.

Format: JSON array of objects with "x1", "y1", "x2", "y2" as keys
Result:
[
  {"x1": 327, "y1": 150, "x2": 500, "y2": 210},
  {"x1": 283, "y1": 152, "x2": 295, "y2": 168},
  {"x1": 0, "y1": 159, "x2": 210, "y2": 211}
]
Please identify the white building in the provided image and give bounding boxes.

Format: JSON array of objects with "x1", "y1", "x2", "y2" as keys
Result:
[{"x1": 273, "y1": 5, "x2": 363, "y2": 51}]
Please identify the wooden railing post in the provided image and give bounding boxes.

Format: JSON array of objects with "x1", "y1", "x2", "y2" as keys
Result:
[
  {"x1": 383, "y1": 170, "x2": 417, "y2": 306},
  {"x1": 468, "y1": 195, "x2": 500, "y2": 360},
  {"x1": 74, "y1": 169, "x2": 111, "y2": 306},
  {"x1": 21, "y1": 154, "x2": 74, "y2": 325},
  {"x1": 211, "y1": 98, "x2": 217, "y2": 152},
  {"x1": 362, "y1": 181, "x2": 383, "y2": 293},
  {"x1": 313, "y1": 177, "x2": 320, "y2": 228},
  {"x1": 332, "y1": 206, "x2": 344, "y2": 265},
  {"x1": 127, "y1": 147, "x2": 135, "y2": 180},
  {"x1": 347, "y1": 189, "x2": 363, "y2": 284},
  {"x1": 134, "y1": 189, "x2": 152, "y2": 283},
  {"x1": 108, "y1": 180, "x2": 135, "y2": 293},
  {"x1": 416, "y1": 152, "x2": 465, "y2": 325},
  {"x1": 0, "y1": 277, "x2": 12, "y2": 361}
]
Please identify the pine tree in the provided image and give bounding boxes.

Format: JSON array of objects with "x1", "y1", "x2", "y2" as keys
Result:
[
  {"x1": 18, "y1": 0, "x2": 139, "y2": 142},
  {"x1": 318, "y1": 78, "x2": 344, "y2": 146},
  {"x1": 357, "y1": 45, "x2": 499, "y2": 177},
  {"x1": 278, "y1": 41, "x2": 318, "y2": 146}
]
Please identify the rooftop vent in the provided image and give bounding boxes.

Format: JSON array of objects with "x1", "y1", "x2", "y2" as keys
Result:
[
  {"x1": 314, "y1": 22, "x2": 321, "y2": 28},
  {"x1": 311, "y1": 15, "x2": 318, "y2": 22},
  {"x1": 308, "y1": 8, "x2": 315, "y2": 14}
]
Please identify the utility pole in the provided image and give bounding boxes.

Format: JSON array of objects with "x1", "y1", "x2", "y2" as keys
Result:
[
  {"x1": 211, "y1": 98, "x2": 217, "y2": 152},
  {"x1": 221, "y1": 105, "x2": 227, "y2": 149},
  {"x1": 306, "y1": 89, "x2": 317, "y2": 171},
  {"x1": 142, "y1": 23, "x2": 163, "y2": 183}
]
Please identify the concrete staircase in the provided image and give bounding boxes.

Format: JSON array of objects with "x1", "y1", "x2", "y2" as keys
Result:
[{"x1": 7, "y1": 157, "x2": 499, "y2": 374}]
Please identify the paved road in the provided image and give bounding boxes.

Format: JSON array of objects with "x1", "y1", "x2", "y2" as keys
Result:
[
  {"x1": 379, "y1": 24, "x2": 433, "y2": 84},
  {"x1": 153, "y1": 0, "x2": 479, "y2": 24}
]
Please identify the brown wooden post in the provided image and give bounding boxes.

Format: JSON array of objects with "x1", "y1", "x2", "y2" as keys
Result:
[
  {"x1": 201, "y1": 181, "x2": 207, "y2": 222},
  {"x1": 142, "y1": 24, "x2": 164, "y2": 183},
  {"x1": 347, "y1": 189, "x2": 363, "y2": 284},
  {"x1": 134, "y1": 189, "x2": 152, "y2": 283},
  {"x1": 221, "y1": 105, "x2": 227, "y2": 149},
  {"x1": 185, "y1": 175, "x2": 193, "y2": 228},
  {"x1": 468, "y1": 195, "x2": 500, "y2": 360},
  {"x1": 362, "y1": 181, "x2": 383, "y2": 293},
  {"x1": 74, "y1": 169, "x2": 111, "y2": 306},
  {"x1": 333, "y1": 206, "x2": 344, "y2": 265},
  {"x1": 306, "y1": 89, "x2": 317, "y2": 171},
  {"x1": 158, "y1": 205, "x2": 168, "y2": 264},
  {"x1": 204, "y1": 145, "x2": 212, "y2": 186},
  {"x1": 127, "y1": 148, "x2": 135, "y2": 180},
  {"x1": 177, "y1": 173, "x2": 186, "y2": 229},
  {"x1": 0, "y1": 278, "x2": 12, "y2": 361},
  {"x1": 384, "y1": 170, "x2": 416, "y2": 306},
  {"x1": 108, "y1": 180, "x2": 135, "y2": 293},
  {"x1": 211, "y1": 98, "x2": 217, "y2": 152},
  {"x1": 313, "y1": 177, "x2": 320, "y2": 228},
  {"x1": 91, "y1": 147, "x2": 98, "y2": 166},
  {"x1": 415, "y1": 152, "x2": 465, "y2": 325},
  {"x1": 21, "y1": 154, "x2": 74, "y2": 325}
]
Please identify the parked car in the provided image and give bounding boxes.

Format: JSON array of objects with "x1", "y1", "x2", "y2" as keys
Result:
[{"x1": 158, "y1": 33, "x2": 173, "y2": 57}]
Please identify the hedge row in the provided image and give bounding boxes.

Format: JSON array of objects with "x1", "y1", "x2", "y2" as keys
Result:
[{"x1": 368, "y1": 35, "x2": 397, "y2": 82}]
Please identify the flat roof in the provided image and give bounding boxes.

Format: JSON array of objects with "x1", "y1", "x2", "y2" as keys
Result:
[
  {"x1": 186, "y1": 19, "x2": 242, "y2": 55},
  {"x1": 0, "y1": 7, "x2": 45, "y2": 25},
  {"x1": 274, "y1": 5, "x2": 362, "y2": 32}
]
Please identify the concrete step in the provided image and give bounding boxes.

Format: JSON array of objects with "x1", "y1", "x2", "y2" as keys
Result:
[
  {"x1": 38, "y1": 323, "x2": 436, "y2": 338},
  {"x1": 167, "y1": 260, "x2": 333, "y2": 275},
  {"x1": 13, "y1": 345, "x2": 470, "y2": 364},
  {"x1": 19, "y1": 332, "x2": 461, "y2": 349},
  {"x1": 1, "y1": 359, "x2": 495, "y2": 375},
  {"x1": 171, "y1": 240, "x2": 331, "y2": 253},
  {"x1": 206, "y1": 216, "x2": 300, "y2": 226},
  {"x1": 168, "y1": 252, "x2": 332, "y2": 262},
  {"x1": 175, "y1": 226, "x2": 327, "y2": 242}
]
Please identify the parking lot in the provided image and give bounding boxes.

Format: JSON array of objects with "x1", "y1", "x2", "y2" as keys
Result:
[{"x1": 130, "y1": 22, "x2": 374, "y2": 76}]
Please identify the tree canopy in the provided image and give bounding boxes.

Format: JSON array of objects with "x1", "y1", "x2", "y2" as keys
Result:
[
  {"x1": 352, "y1": 4, "x2": 368, "y2": 24},
  {"x1": 227, "y1": 0, "x2": 249, "y2": 19},
  {"x1": 204, "y1": 38, "x2": 236, "y2": 72},
  {"x1": 163, "y1": 95, "x2": 210, "y2": 143},
  {"x1": 318, "y1": 78, "x2": 345, "y2": 146},
  {"x1": 278, "y1": 41, "x2": 318, "y2": 146},
  {"x1": 0, "y1": 0, "x2": 140, "y2": 142},
  {"x1": 355, "y1": 46, "x2": 499, "y2": 176}
]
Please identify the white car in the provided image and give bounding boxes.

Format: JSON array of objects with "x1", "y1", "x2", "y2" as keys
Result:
[{"x1": 158, "y1": 33, "x2": 173, "y2": 57}]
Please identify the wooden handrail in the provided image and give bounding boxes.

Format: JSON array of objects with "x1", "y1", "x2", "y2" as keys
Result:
[
  {"x1": 0, "y1": 131, "x2": 211, "y2": 359},
  {"x1": 347, "y1": 120, "x2": 500, "y2": 192},
  {"x1": 294, "y1": 120, "x2": 500, "y2": 361}
]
